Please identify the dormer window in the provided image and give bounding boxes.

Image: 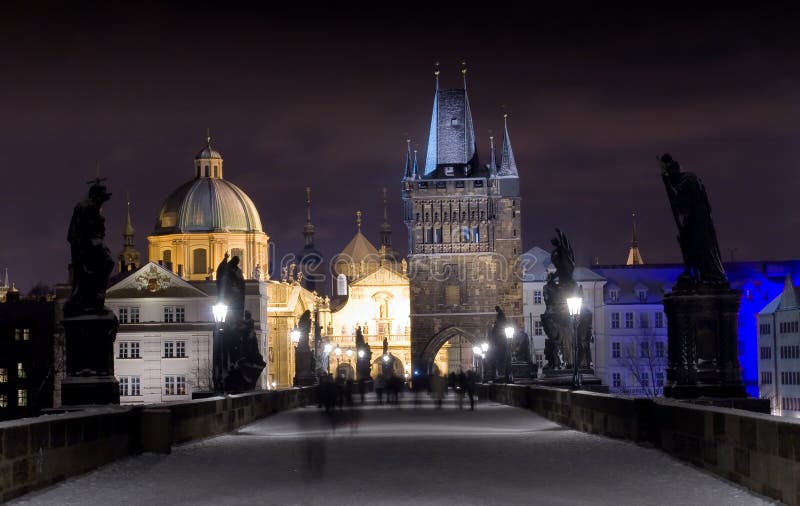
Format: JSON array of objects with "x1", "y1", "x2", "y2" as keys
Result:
[
  {"x1": 609, "y1": 288, "x2": 619, "y2": 302},
  {"x1": 638, "y1": 289, "x2": 647, "y2": 302}
]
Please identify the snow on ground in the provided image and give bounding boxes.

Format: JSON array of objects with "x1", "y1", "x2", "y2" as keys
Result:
[{"x1": 10, "y1": 394, "x2": 776, "y2": 506}]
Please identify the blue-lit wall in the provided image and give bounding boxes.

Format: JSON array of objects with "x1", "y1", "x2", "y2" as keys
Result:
[{"x1": 727, "y1": 261, "x2": 800, "y2": 397}]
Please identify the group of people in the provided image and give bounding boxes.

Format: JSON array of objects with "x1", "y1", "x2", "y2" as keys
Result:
[
  {"x1": 373, "y1": 373, "x2": 404, "y2": 404},
  {"x1": 418, "y1": 369, "x2": 478, "y2": 410}
]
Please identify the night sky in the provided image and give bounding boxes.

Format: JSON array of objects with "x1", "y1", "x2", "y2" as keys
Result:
[{"x1": 2, "y1": 5, "x2": 799, "y2": 293}]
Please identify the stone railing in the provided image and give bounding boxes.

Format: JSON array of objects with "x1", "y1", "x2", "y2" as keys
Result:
[
  {"x1": 479, "y1": 383, "x2": 800, "y2": 505},
  {"x1": 327, "y1": 334, "x2": 409, "y2": 348},
  {"x1": 0, "y1": 387, "x2": 316, "y2": 502}
]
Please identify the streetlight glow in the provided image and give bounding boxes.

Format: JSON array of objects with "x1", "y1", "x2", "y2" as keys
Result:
[
  {"x1": 357, "y1": 349, "x2": 365, "y2": 358},
  {"x1": 324, "y1": 343, "x2": 332, "y2": 353},
  {"x1": 212, "y1": 303, "x2": 228, "y2": 323},
  {"x1": 382, "y1": 354, "x2": 390, "y2": 363},
  {"x1": 567, "y1": 296, "x2": 583, "y2": 316},
  {"x1": 290, "y1": 329, "x2": 301, "y2": 344},
  {"x1": 481, "y1": 342, "x2": 489, "y2": 352},
  {"x1": 334, "y1": 346, "x2": 342, "y2": 356},
  {"x1": 346, "y1": 349, "x2": 353, "y2": 357},
  {"x1": 472, "y1": 345, "x2": 481, "y2": 355},
  {"x1": 504, "y1": 326, "x2": 514, "y2": 339}
]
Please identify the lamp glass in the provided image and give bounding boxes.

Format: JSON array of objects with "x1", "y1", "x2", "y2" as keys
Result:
[
  {"x1": 481, "y1": 342, "x2": 489, "y2": 352},
  {"x1": 357, "y1": 349, "x2": 365, "y2": 358},
  {"x1": 290, "y1": 329, "x2": 301, "y2": 344},
  {"x1": 566, "y1": 296, "x2": 583, "y2": 316},
  {"x1": 334, "y1": 347, "x2": 342, "y2": 356},
  {"x1": 323, "y1": 343, "x2": 332, "y2": 353},
  {"x1": 504, "y1": 326, "x2": 514, "y2": 339},
  {"x1": 472, "y1": 346, "x2": 481, "y2": 355},
  {"x1": 382, "y1": 354, "x2": 389, "y2": 362},
  {"x1": 346, "y1": 349, "x2": 353, "y2": 357},
  {"x1": 212, "y1": 303, "x2": 228, "y2": 323}
]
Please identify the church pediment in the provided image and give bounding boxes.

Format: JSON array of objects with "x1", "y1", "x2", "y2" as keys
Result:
[
  {"x1": 107, "y1": 262, "x2": 209, "y2": 298},
  {"x1": 353, "y1": 265, "x2": 409, "y2": 287}
]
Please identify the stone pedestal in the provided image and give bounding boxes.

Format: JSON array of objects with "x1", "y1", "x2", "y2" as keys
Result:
[
  {"x1": 293, "y1": 347, "x2": 316, "y2": 387},
  {"x1": 61, "y1": 311, "x2": 120, "y2": 406},
  {"x1": 510, "y1": 362, "x2": 534, "y2": 382},
  {"x1": 663, "y1": 287, "x2": 746, "y2": 399}
]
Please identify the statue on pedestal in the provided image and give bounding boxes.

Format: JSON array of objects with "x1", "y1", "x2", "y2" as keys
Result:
[{"x1": 355, "y1": 325, "x2": 372, "y2": 381}]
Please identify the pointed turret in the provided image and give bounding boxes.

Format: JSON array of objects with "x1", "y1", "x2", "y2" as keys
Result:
[
  {"x1": 497, "y1": 113, "x2": 518, "y2": 177},
  {"x1": 412, "y1": 149, "x2": 420, "y2": 178},
  {"x1": 118, "y1": 197, "x2": 142, "y2": 273},
  {"x1": 379, "y1": 187, "x2": 398, "y2": 264},
  {"x1": 782, "y1": 274, "x2": 800, "y2": 309},
  {"x1": 487, "y1": 134, "x2": 498, "y2": 176},
  {"x1": 403, "y1": 139, "x2": 413, "y2": 179},
  {"x1": 423, "y1": 63, "x2": 479, "y2": 177},
  {"x1": 626, "y1": 210, "x2": 644, "y2": 266},
  {"x1": 303, "y1": 186, "x2": 315, "y2": 248}
]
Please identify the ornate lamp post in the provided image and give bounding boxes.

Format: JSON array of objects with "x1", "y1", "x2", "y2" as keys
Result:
[
  {"x1": 323, "y1": 343, "x2": 333, "y2": 374},
  {"x1": 504, "y1": 326, "x2": 514, "y2": 383},
  {"x1": 334, "y1": 345, "x2": 342, "y2": 376},
  {"x1": 567, "y1": 295, "x2": 583, "y2": 389},
  {"x1": 212, "y1": 302, "x2": 228, "y2": 392}
]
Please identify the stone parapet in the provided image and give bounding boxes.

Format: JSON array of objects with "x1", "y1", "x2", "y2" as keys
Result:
[
  {"x1": 0, "y1": 387, "x2": 316, "y2": 502},
  {"x1": 479, "y1": 383, "x2": 800, "y2": 505}
]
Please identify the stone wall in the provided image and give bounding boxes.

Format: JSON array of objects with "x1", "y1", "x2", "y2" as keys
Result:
[
  {"x1": 479, "y1": 384, "x2": 800, "y2": 505},
  {"x1": 0, "y1": 387, "x2": 316, "y2": 502}
]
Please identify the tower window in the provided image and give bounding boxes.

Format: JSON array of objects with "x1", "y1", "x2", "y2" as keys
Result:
[
  {"x1": 205, "y1": 165, "x2": 209, "y2": 177},
  {"x1": 450, "y1": 118, "x2": 460, "y2": 126},
  {"x1": 193, "y1": 248, "x2": 208, "y2": 275}
]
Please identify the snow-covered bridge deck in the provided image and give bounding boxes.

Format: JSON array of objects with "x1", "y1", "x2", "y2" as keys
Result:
[{"x1": 11, "y1": 395, "x2": 768, "y2": 506}]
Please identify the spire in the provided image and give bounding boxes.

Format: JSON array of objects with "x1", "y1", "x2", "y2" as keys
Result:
[
  {"x1": 118, "y1": 196, "x2": 141, "y2": 273},
  {"x1": 780, "y1": 274, "x2": 799, "y2": 309},
  {"x1": 380, "y1": 187, "x2": 392, "y2": 248},
  {"x1": 403, "y1": 139, "x2": 413, "y2": 179},
  {"x1": 356, "y1": 210, "x2": 362, "y2": 233},
  {"x1": 206, "y1": 127, "x2": 211, "y2": 148},
  {"x1": 2, "y1": 267, "x2": 7, "y2": 289},
  {"x1": 434, "y1": 61, "x2": 440, "y2": 90},
  {"x1": 303, "y1": 187, "x2": 315, "y2": 247},
  {"x1": 626, "y1": 210, "x2": 644, "y2": 266},
  {"x1": 461, "y1": 60, "x2": 467, "y2": 89},
  {"x1": 497, "y1": 113, "x2": 518, "y2": 177},
  {"x1": 488, "y1": 134, "x2": 497, "y2": 175},
  {"x1": 413, "y1": 149, "x2": 419, "y2": 178}
]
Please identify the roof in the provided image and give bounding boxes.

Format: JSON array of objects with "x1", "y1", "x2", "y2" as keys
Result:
[
  {"x1": 338, "y1": 231, "x2": 379, "y2": 264},
  {"x1": 521, "y1": 246, "x2": 605, "y2": 283},
  {"x1": 196, "y1": 145, "x2": 222, "y2": 160},
  {"x1": 497, "y1": 116, "x2": 518, "y2": 177},
  {"x1": 759, "y1": 275, "x2": 800, "y2": 315},
  {"x1": 423, "y1": 89, "x2": 480, "y2": 178},
  {"x1": 590, "y1": 264, "x2": 683, "y2": 304},
  {"x1": 152, "y1": 177, "x2": 263, "y2": 234}
]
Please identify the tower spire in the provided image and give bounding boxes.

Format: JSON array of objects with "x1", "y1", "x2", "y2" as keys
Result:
[
  {"x1": 403, "y1": 138, "x2": 413, "y2": 179},
  {"x1": 461, "y1": 60, "x2": 467, "y2": 89},
  {"x1": 434, "y1": 61, "x2": 440, "y2": 90},
  {"x1": 206, "y1": 127, "x2": 212, "y2": 148},
  {"x1": 303, "y1": 187, "x2": 315, "y2": 247},
  {"x1": 118, "y1": 195, "x2": 141, "y2": 273},
  {"x1": 356, "y1": 210, "x2": 362, "y2": 233},
  {"x1": 626, "y1": 210, "x2": 644, "y2": 265},
  {"x1": 488, "y1": 133, "x2": 497, "y2": 175},
  {"x1": 497, "y1": 113, "x2": 518, "y2": 177}
]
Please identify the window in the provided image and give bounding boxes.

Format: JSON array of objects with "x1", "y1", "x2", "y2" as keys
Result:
[
  {"x1": 761, "y1": 346, "x2": 772, "y2": 360},
  {"x1": 655, "y1": 312, "x2": 664, "y2": 328},
  {"x1": 17, "y1": 363, "x2": 25, "y2": 379},
  {"x1": 192, "y1": 248, "x2": 208, "y2": 275},
  {"x1": 164, "y1": 375, "x2": 186, "y2": 396},
  {"x1": 780, "y1": 345, "x2": 800, "y2": 359},
  {"x1": 611, "y1": 312, "x2": 620, "y2": 329},
  {"x1": 638, "y1": 290, "x2": 647, "y2": 302},
  {"x1": 472, "y1": 227, "x2": 480, "y2": 243},
  {"x1": 612, "y1": 373, "x2": 621, "y2": 388},
  {"x1": 119, "y1": 307, "x2": 140, "y2": 324},
  {"x1": 176, "y1": 341, "x2": 186, "y2": 358},
  {"x1": 655, "y1": 371, "x2": 665, "y2": 388},
  {"x1": 534, "y1": 320, "x2": 543, "y2": 336},
  {"x1": 625, "y1": 312, "x2": 634, "y2": 329},
  {"x1": 781, "y1": 371, "x2": 800, "y2": 385},
  {"x1": 640, "y1": 372, "x2": 650, "y2": 387},
  {"x1": 445, "y1": 285, "x2": 460, "y2": 306},
  {"x1": 760, "y1": 323, "x2": 771, "y2": 335},
  {"x1": 163, "y1": 250, "x2": 172, "y2": 266},
  {"x1": 15, "y1": 329, "x2": 30, "y2": 341},
  {"x1": 609, "y1": 289, "x2": 619, "y2": 302},
  {"x1": 779, "y1": 321, "x2": 799, "y2": 334},
  {"x1": 655, "y1": 341, "x2": 665, "y2": 358},
  {"x1": 119, "y1": 376, "x2": 141, "y2": 396},
  {"x1": 639, "y1": 313, "x2": 649, "y2": 328},
  {"x1": 164, "y1": 341, "x2": 175, "y2": 358},
  {"x1": 761, "y1": 371, "x2": 772, "y2": 385},
  {"x1": 533, "y1": 290, "x2": 542, "y2": 305},
  {"x1": 425, "y1": 228, "x2": 433, "y2": 244},
  {"x1": 119, "y1": 342, "x2": 140, "y2": 359},
  {"x1": 640, "y1": 341, "x2": 650, "y2": 358},
  {"x1": 163, "y1": 306, "x2": 185, "y2": 323},
  {"x1": 450, "y1": 118, "x2": 460, "y2": 126},
  {"x1": 612, "y1": 342, "x2": 621, "y2": 358},
  {"x1": 17, "y1": 389, "x2": 27, "y2": 407},
  {"x1": 0, "y1": 394, "x2": 6, "y2": 408},
  {"x1": 461, "y1": 226, "x2": 471, "y2": 242},
  {"x1": 119, "y1": 307, "x2": 128, "y2": 323},
  {"x1": 0, "y1": 368, "x2": 6, "y2": 382},
  {"x1": 434, "y1": 227, "x2": 443, "y2": 244}
]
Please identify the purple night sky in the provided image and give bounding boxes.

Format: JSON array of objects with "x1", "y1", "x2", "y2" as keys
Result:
[{"x1": 1, "y1": 5, "x2": 799, "y2": 292}]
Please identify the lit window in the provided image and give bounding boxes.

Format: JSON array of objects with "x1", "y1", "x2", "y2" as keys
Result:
[
  {"x1": 22, "y1": 329, "x2": 29, "y2": 341},
  {"x1": 13, "y1": 329, "x2": 20, "y2": 341},
  {"x1": 17, "y1": 363, "x2": 26, "y2": 379},
  {"x1": 18, "y1": 389, "x2": 27, "y2": 407},
  {"x1": 0, "y1": 368, "x2": 6, "y2": 382},
  {"x1": 0, "y1": 394, "x2": 6, "y2": 407}
]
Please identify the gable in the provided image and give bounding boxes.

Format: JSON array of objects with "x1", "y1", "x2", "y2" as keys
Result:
[
  {"x1": 107, "y1": 262, "x2": 209, "y2": 299},
  {"x1": 352, "y1": 265, "x2": 409, "y2": 287}
]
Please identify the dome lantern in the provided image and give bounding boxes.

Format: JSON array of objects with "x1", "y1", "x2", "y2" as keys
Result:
[{"x1": 195, "y1": 130, "x2": 224, "y2": 179}]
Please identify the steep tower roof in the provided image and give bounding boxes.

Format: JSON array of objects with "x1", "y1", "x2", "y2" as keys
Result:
[
  {"x1": 760, "y1": 274, "x2": 800, "y2": 315},
  {"x1": 303, "y1": 186, "x2": 315, "y2": 248},
  {"x1": 335, "y1": 210, "x2": 380, "y2": 280},
  {"x1": 423, "y1": 64, "x2": 479, "y2": 178},
  {"x1": 403, "y1": 139, "x2": 413, "y2": 179},
  {"x1": 497, "y1": 113, "x2": 518, "y2": 177},
  {"x1": 118, "y1": 198, "x2": 141, "y2": 273},
  {"x1": 626, "y1": 211, "x2": 644, "y2": 266}
]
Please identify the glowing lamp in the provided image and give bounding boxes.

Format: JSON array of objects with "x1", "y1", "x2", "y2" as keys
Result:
[
  {"x1": 212, "y1": 303, "x2": 228, "y2": 323},
  {"x1": 566, "y1": 296, "x2": 583, "y2": 317}
]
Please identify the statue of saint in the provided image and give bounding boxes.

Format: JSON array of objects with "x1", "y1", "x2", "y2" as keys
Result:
[
  {"x1": 549, "y1": 228, "x2": 575, "y2": 287},
  {"x1": 216, "y1": 254, "x2": 245, "y2": 320},
  {"x1": 65, "y1": 179, "x2": 115, "y2": 316},
  {"x1": 660, "y1": 154, "x2": 727, "y2": 287}
]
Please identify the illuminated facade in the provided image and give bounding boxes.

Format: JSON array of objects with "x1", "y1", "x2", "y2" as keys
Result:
[{"x1": 147, "y1": 136, "x2": 269, "y2": 282}]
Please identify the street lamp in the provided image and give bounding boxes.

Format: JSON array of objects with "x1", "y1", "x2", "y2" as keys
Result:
[
  {"x1": 212, "y1": 303, "x2": 228, "y2": 392},
  {"x1": 323, "y1": 343, "x2": 333, "y2": 374},
  {"x1": 357, "y1": 349, "x2": 365, "y2": 358},
  {"x1": 334, "y1": 346, "x2": 342, "y2": 375},
  {"x1": 290, "y1": 329, "x2": 301, "y2": 345},
  {"x1": 504, "y1": 326, "x2": 514, "y2": 383},
  {"x1": 567, "y1": 295, "x2": 583, "y2": 389}
]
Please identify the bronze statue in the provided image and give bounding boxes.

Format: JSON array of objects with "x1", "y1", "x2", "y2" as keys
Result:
[
  {"x1": 65, "y1": 178, "x2": 115, "y2": 316},
  {"x1": 297, "y1": 310, "x2": 312, "y2": 350},
  {"x1": 660, "y1": 154, "x2": 727, "y2": 287},
  {"x1": 216, "y1": 254, "x2": 245, "y2": 319},
  {"x1": 549, "y1": 229, "x2": 575, "y2": 287}
]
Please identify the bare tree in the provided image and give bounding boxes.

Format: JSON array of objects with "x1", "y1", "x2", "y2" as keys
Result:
[{"x1": 616, "y1": 327, "x2": 667, "y2": 398}]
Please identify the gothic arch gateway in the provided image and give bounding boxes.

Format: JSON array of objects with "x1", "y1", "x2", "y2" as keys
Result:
[{"x1": 417, "y1": 326, "x2": 479, "y2": 374}]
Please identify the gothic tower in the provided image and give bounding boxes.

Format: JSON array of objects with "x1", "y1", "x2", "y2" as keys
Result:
[
  {"x1": 118, "y1": 198, "x2": 141, "y2": 273},
  {"x1": 402, "y1": 65, "x2": 523, "y2": 374}
]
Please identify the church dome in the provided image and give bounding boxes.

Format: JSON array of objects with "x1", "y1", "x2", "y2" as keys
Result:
[
  {"x1": 153, "y1": 136, "x2": 262, "y2": 235},
  {"x1": 153, "y1": 177, "x2": 262, "y2": 234}
]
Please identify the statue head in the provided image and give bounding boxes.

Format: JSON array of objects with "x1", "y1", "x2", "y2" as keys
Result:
[
  {"x1": 230, "y1": 256, "x2": 240, "y2": 269},
  {"x1": 660, "y1": 153, "x2": 682, "y2": 179},
  {"x1": 88, "y1": 183, "x2": 112, "y2": 205}
]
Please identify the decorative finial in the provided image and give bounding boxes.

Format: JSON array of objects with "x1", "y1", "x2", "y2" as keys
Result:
[
  {"x1": 206, "y1": 127, "x2": 211, "y2": 147},
  {"x1": 305, "y1": 186, "x2": 312, "y2": 220},
  {"x1": 356, "y1": 210, "x2": 362, "y2": 232},
  {"x1": 434, "y1": 61, "x2": 440, "y2": 89},
  {"x1": 461, "y1": 59, "x2": 467, "y2": 88},
  {"x1": 382, "y1": 187, "x2": 389, "y2": 221}
]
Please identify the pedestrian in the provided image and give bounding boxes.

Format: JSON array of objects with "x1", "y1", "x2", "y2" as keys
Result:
[
  {"x1": 375, "y1": 373, "x2": 385, "y2": 405},
  {"x1": 456, "y1": 369, "x2": 466, "y2": 410},
  {"x1": 466, "y1": 370, "x2": 477, "y2": 410}
]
